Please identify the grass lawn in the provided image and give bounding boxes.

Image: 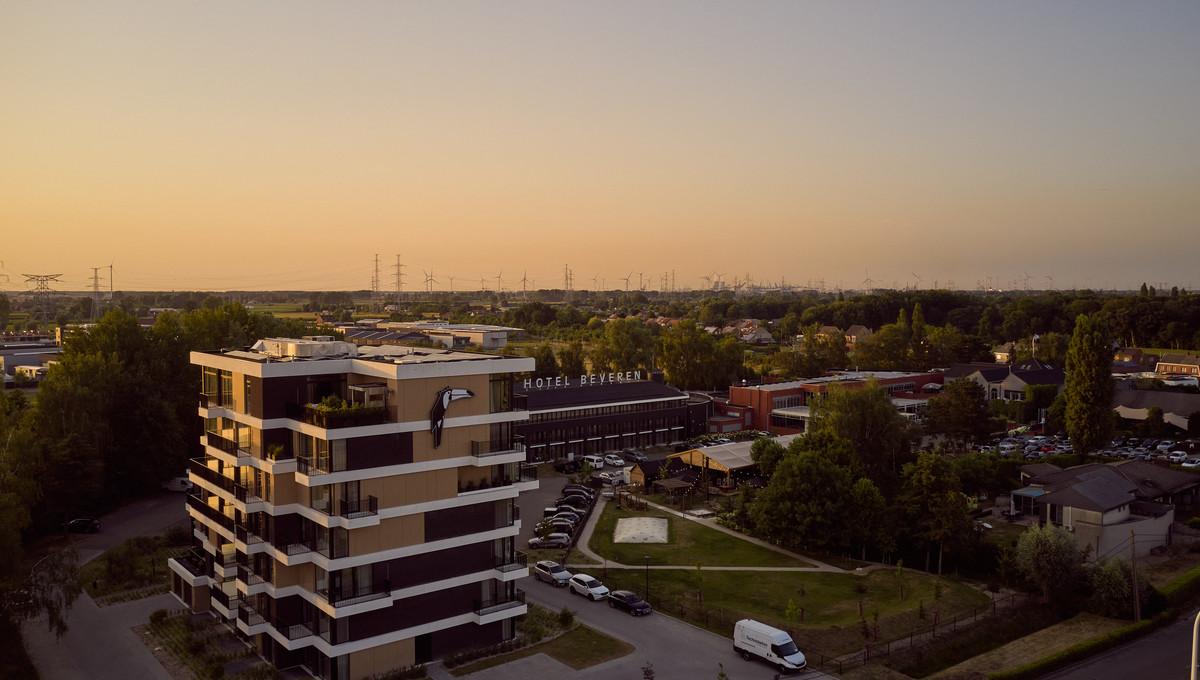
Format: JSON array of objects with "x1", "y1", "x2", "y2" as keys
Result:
[
  {"x1": 79, "y1": 530, "x2": 191, "y2": 604},
  {"x1": 449, "y1": 625, "x2": 632, "y2": 676},
  {"x1": 1142, "y1": 549, "x2": 1200, "y2": 587},
  {"x1": 602, "y1": 567, "x2": 991, "y2": 657},
  {"x1": 981, "y1": 521, "x2": 1029, "y2": 551},
  {"x1": 589, "y1": 503, "x2": 812, "y2": 567},
  {"x1": 930, "y1": 613, "x2": 1124, "y2": 679},
  {"x1": 525, "y1": 546, "x2": 599, "y2": 566}
]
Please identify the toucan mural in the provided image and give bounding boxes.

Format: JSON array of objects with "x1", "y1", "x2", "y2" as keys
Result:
[{"x1": 430, "y1": 386, "x2": 474, "y2": 448}]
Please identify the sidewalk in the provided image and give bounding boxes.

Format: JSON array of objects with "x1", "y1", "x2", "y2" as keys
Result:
[{"x1": 568, "y1": 496, "x2": 844, "y2": 573}]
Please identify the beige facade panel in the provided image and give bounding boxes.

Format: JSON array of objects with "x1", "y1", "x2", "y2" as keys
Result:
[
  {"x1": 352, "y1": 514, "x2": 425, "y2": 554},
  {"x1": 413, "y1": 423, "x2": 491, "y2": 463},
  {"x1": 361, "y1": 468, "x2": 458, "y2": 507},
  {"x1": 392, "y1": 375, "x2": 492, "y2": 423},
  {"x1": 350, "y1": 637, "x2": 416, "y2": 680}
]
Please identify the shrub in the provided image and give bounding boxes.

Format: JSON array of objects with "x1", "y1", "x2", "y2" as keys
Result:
[
  {"x1": 557, "y1": 607, "x2": 575, "y2": 628},
  {"x1": 164, "y1": 524, "x2": 192, "y2": 546},
  {"x1": 150, "y1": 609, "x2": 168, "y2": 626}
]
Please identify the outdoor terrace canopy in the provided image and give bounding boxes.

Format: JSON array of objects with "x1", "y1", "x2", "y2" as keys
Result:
[{"x1": 669, "y1": 435, "x2": 800, "y2": 474}]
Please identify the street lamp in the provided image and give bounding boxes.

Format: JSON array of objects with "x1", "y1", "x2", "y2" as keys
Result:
[
  {"x1": 1191, "y1": 610, "x2": 1200, "y2": 680},
  {"x1": 644, "y1": 555, "x2": 650, "y2": 601}
]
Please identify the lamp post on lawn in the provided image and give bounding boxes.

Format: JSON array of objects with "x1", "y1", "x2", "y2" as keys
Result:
[{"x1": 644, "y1": 555, "x2": 650, "y2": 601}]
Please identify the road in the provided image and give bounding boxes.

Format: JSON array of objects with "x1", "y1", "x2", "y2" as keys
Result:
[
  {"x1": 22, "y1": 491, "x2": 188, "y2": 680},
  {"x1": 1042, "y1": 608, "x2": 1198, "y2": 680}
]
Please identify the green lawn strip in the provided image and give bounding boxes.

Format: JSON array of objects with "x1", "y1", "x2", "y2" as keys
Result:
[
  {"x1": 449, "y1": 625, "x2": 632, "y2": 676},
  {"x1": 924, "y1": 613, "x2": 1121, "y2": 679},
  {"x1": 602, "y1": 568, "x2": 990, "y2": 658},
  {"x1": 987, "y1": 614, "x2": 1166, "y2": 680},
  {"x1": 146, "y1": 612, "x2": 260, "y2": 680},
  {"x1": 79, "y1": 533, "x2": 189, "y2": 602},
  {"x1": 589, "y1": 503, "x2": 811, "y2": 567}
]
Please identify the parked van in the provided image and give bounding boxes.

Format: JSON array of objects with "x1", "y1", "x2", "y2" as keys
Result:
[
  {"x1": 733, "y1": 619, "x2": 806, "y2": 673},
  {"x1": 580, "y1": 455, "x2": 605, "y2": 469}
]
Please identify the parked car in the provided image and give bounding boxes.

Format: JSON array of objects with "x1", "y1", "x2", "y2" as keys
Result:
[
  {"x1": 580, "y1": 455, "x2": 606, "y2": 469},
  {"x1": 161, "y1": 476, "x2": 193, "y2": 492},
  {"x1": 532, "y1": 560, "x2": 572, "y2": 586},
  {"x1": 733, "y1": 619, "x2": 806, "y2": 673},
  {"x1": 1183, "y1": 458, "x2": 1200, "y2": 469},
  {"x1": 553, "y1": 459, "x2": 580, "y2": 474},
  {"x1": 536, "y1": 520, "x2": 576, "y2": 536},
  {"x1": 562, "y1": 484, "x2": 595, "y2": 498},
  {"x1": 568, "y1": 574, "x2": 611, "y2": 601},
  {"x1": 624, "y1": 450, "x2": 649, "y2": 463},
  {"x1": 598, "y1": 471, "x2": 624, "y2": 485},
  {"x1": 603, "y1": 454, "x2": 626, "y2": 467},
  {"x1": 556, "y1": 496, "x2": 591, "y2": 510},
  {"x1": 607, "y1": 590, "x2": 652, "y2": 616},
  {"x1": 1169, "y1": 451, "x2": 1188, "y2": 464},
  {"x1": 1157, "y1": 441, "x2": 1177, "y2": 452},
  {"x1": 529, "y1": 533, "x2": 571, "y2": 550},
  {"x1": 65, "y1": 518, "x2": 101, "y2": 533}
]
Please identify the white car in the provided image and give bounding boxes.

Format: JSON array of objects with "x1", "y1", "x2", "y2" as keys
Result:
[
  {"x1": 1157, "y1": 441, "x2": 1176, "y2": 452},
  {"x1": 1168, "y1": 451, "x2": 1188, "y2": 464},
  {"x1": 1183, "y1": 458, "x2": 1200, "y2": 469},
  {"x1": 532, "y1": 560, "x2": 573, "y2": 587},
  {"x1": 603, "y1": 454, "x2": 626, "y2": 467},
  {"x1": 568, "y1": 573, "x2": 610, "y2": 601}
]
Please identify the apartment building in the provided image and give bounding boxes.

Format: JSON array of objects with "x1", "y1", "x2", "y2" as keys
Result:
[{"x1": 168, "y1": 337, "x2": 537, "y2": 680}]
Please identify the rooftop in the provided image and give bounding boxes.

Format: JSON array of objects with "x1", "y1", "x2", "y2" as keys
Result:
[
  {"x1": 381, "y1": 321, "x2": 523, "y2": 333},
  {"x1": 519, "y1": 380, "x2": 687, "y2": 410},
  {"x1": 202, "y1": 337, "x2": 514, "y2": 366},
  {"x1": 740, "y1": 371, "x2": 932, "y2": 392}
]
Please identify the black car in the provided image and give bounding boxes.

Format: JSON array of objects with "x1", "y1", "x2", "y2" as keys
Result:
[
  {"x1": 607, "y1": 590, "x2": 652, "y2": 616},
  {"x1": 65, "y1": 518, "x2": 101, "y2": 533},
  {"x1": 562, "y1": 484, "x2": 595, "y2": 498},
  {"x1": 556, "y1": 496, "x2": 590, "y2": 510},
  {"x1": 554, "y1": 459, "x2": 581, "y2": 474},
  {"x1": 535, "y1": 520, "x2": 576, "y2": 535}
]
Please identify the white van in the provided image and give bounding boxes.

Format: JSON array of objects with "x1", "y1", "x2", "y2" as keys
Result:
[
  {"x1": 580, "y1": 455, "x2": 606, "y2": 469},
  {"x1": 733, "y1": 619, "x2": 806, "y2": 673}
]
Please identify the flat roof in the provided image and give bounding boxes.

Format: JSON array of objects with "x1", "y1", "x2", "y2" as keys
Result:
[
  {"x1": 521, "y1": 380, "x2": 687, "y2": 410},
  {"x1": 197, "y1": 338, "x2": 521, "y2": 367},
  {"x1": 671, "y1": 435, "x2": 801, "y2": 472},
  {"x1": 743, "y1": 371, "x2": 932, "y2": 392},
  {"x1": 381, "y1": 321, "x2": 523, "y2": 333}
]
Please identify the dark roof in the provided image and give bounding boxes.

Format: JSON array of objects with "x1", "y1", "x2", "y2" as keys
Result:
[
  {"x1": 944, "y1": 363, "x2": 1007, "y2": 380},
  {"x1": 1159, "y1": 354, "x2": 1200, "y2": 367},
  {"x1": 1130, "y1": 499, "x2": 1174, "y2": 518},
  {"x1": 520, "y1": 380, "x2": 686, "y2": 410},
  {"x1": 1039, "y1": 467, "x2": 1137, "y2": 512},
  {"x1": 1020, "y1": 463, "x2": 1063, "y2": 478},
  {"x1": 1111, "y1": 460, "x2": 1200, "y2": 498},
  {"x1": 1112, "y1": 388, "x2": 1200, "y2": 416},
  {"x1": 632, "y1": 458, "x2": 689, "y2": 480},
  {"x1": 1009, "y1": 367, "x2": 1065, "y2": 386}
]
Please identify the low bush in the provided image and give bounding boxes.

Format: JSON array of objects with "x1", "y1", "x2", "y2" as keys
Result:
[
  {"x1": 150, "y1": 609, "x2": 168, "y2": 626},
  {"x1": 987, "y1": 614, "x2": 1166, "y2": 680},
  {"x1": 558, "y1": 607, "x2": 575, "y2": 628}
]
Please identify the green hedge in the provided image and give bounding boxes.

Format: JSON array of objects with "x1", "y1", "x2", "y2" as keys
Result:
[
  {"x1": 1160, "y1": 563, "x2": 1200, "y2": 606},
  {"x1": 987, "y1": 614, "x2": 1167, "y2": 680}
]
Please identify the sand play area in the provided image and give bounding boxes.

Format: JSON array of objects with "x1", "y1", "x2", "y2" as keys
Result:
[{"x1": 613, "y1": 517, "x2": 669, "y2": 543}]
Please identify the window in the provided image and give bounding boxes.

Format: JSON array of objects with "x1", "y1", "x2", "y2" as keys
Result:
[
  {"x1": 219, "y1": 371, "x2": 233, "y2": 406},
  {"x1": 490, "y1": 375, "x2": 512, "y2": 413}
]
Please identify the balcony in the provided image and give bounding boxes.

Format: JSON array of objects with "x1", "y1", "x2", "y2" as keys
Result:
[
  {"x1": 187, "y1": 494, "x2": 234, "y2": 532},
  {"x1": 174, "y1": 548, "x2": 209, "y2": 578},
  {"x1": 284, "y1": 623, "x2": 315, "y2": 641},
  {"x1": 470, "y1": 437, "x2": 526, "y2": 458},
  {"x1": 234, "y1": 483, "x2": 262, "y2": 504},
  {"x1": 188, "y1": 458, "x2": 236, "y2": 494},
  {"x1": 298, "y1": 403, "x2": 388, "y2": 429},
  {"x1": 205, "y1": 431, "x2": 247, "y2": 458},
  {"x1": 317, "y1": 578, "x2": 392, "y2": 607},
  {"x1": 237, "y1": 601, "x2": 265, "y2": 628},
  {"x1": 295, "y1": 456, "x2": 328, "y2": 477},
  {"x1": 473, "y1": 589, "x2": 526, "y2": 616},
  {"x1": 236, "y1": 564, "x2": 266, "y2": 587},
  {"x1": 494, "y1": 551, "x2": 528, "y2": 574},
  {"x1": 338, "y1": 496, "x2": 378, "y2": 519},
  {"x1": 235, "y1": 524, "x2": 265, "y2": 546}
]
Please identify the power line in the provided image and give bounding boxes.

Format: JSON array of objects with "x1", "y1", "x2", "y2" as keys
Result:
[{"x1": 22, "y1": 273, "x2": 62, "y2": 325}]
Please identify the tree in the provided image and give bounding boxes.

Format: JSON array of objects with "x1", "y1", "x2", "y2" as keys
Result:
[
  {"x1": 1087, "y1": 559, "x2": 1146, "y2": 619},
  {"x1": 848, "y1": 478, "x2": 887, "y2": 560},
  {"x1": 558, "y1": 340, "x2": 587, "y2": 376},
  {"x1": 1016, "y1": 523, "x2": 1088, "y2": 611},
  {"x1": 750, "y1": 444, "x2": 853, "y2": 552},
  {"x1": 0, "y1": 293, "x2": 10, "y2": 330},
  {"x1": 528, "y1": 343, "x2": 559, "y2": 379},
  {"x1": 589, "y1": 318, "x2": 654, "y2": 373},
  {"x1": 900, "y1": 453, "x2": 972, "y2": 573},
  {"x1": 1064, "y1": 314, "x2": 1114, "y2": 455},
  {"x1": 658, "y1": 321, "x2": 743, "y2": 389},
  {"x1": 750, "y1": 438, "x2": 786, "y2": 478},
  {"x1": 808, "y1": 382, "x2": 913, "y2": 492},
  {"x1": 1138, "y1": 407, "x2": 1166, "y2": 438},
  {"x1": 1189, "y1": 411, "x2": 1200, "y2": 437},
  {"x1": 925, "y1": 380, "x2": 994, "y2": 447}
]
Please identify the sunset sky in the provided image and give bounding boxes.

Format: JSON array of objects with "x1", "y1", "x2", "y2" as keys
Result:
[{"x1": 2, "y1": 2, "x2": 1197, "y2": 292}]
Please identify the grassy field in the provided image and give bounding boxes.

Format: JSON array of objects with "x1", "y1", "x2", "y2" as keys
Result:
[
  {"x1": 589, "y1": 503, "x2": 812, "y2": 567},
  {"x1": 981, "y1": 520, "x2": 1028, "y2": 551},
  {"x1": 449, "y1": 625, "x2": 632, "y2": 676},
  {"x1": 79, "y1": 530, "x2": 190, "y2": 604},
  {"x1": 930, "y1": 613, "x2": 1123, "y2": 679},
  {"x1": 1141, "y1": 548, "x2": 1200, "y2": 587},
  {"x1": 602, "y1": 567, "x2": 991, "y2": 657}
]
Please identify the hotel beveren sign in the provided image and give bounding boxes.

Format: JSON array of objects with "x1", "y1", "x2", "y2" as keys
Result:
[{"x1": 522, "y1": 371, "x2": 642, "y2": 390}]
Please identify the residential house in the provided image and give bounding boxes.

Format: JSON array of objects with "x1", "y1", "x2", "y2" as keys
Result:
[
  {"x1": 845, "y1": 325, "x2": 873, "y2": 350},
  {"x1": 992, "y1": 342, "x2": 1016, "y2": 364},
  {"x1": 1156, "y1": 354, "x2": 1200, "y2": 377},
  {"x1": 1112, "y1": 347, "x2": 1160, "y2": 373},
  {"x1": 945, "y1": 358, "x2": 1064, "y2": 403},
  {"x1": 1011, "y1": 464, "x2": 1175, "y2": 558}
]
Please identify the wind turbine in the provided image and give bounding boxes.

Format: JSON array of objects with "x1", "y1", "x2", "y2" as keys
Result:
[
  {"x1": 448, "y1": 275, "x2": 455, "y2": 293},
  {"x1": 621, "y1": 272, "x2": 633, "y2": 291},
  {"x1": 1044, "y1": 275, "x2": 1054, "y2": 290},
  {"x1": 423, "y1": 270, "x2": 438, "y2": 293},
  {"x1": 591, "y1": 275, "x2": 600, "y2": 291},
  {"x1": 495, "y1": 270, "x2": 503, "y2": 292},
  {"x1": 520, "y1": 271, "x2": 529, "y2": 300},
  {"x1": 911, "y1": 272, "x2": 922, "y2": 290}
]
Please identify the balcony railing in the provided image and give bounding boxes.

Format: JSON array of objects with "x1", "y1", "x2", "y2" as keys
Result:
[
  {"x1": 473, "y1": 589, "x2": 526, "y2": 616},
  {"x1": 235, "y1": 524, "x2": 264, "y2": 546},
  {"x1": 285, "y1": 623, "x2": 315, "y2": 641},
  {"x1": 494, "y1": 551, "x2": 528, "y2": 573},
  {"x1": 174, "y1": 548, "x2": 208, "y2": 577},
  {"x1": 237, "y1": 602, "x2": 265, "y2": 627},
  {"x1": 295, "y1": 456, "x2": 331, "y2": 477},
  {"x1": 205, "y1": 432, "x2": 244, "y2": 457},
  {"x1": 236, "y1": 563, "x2": 266, "y2": 586},
  {"x1": 187, "y1": 494, "x2": 234, "y2": 531},
  {"x1": 234, "y1": 483, "x2": 262, "y2": 504},
  {"x1": 338, "y1": 496, "x2": 378, "y2": 518},
  {"x1": 470, "y1": 437, "x2": 526, "y2": 458},
  {"x1": 318, "y1": 578, "x2": 392, "y2": 607},
  {"x1": 188, "y1": 458, "x2": 236, "y2": 494}
]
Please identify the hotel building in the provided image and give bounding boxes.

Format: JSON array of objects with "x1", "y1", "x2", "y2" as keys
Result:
[{"x1": 168, "y1": 337, "x2": 536, "y2": 679}]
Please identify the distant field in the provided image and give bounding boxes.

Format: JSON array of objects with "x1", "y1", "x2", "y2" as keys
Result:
[
  {"x1": 1140, "y1": 347, "x2": 1200, "y2": 357},
  {"x1": 249, "y1": 303, "x2": 304, "y2": 313}
]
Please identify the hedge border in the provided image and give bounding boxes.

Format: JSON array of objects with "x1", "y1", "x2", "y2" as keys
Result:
[{"x1": 987, "y1": 562, "x2": 1200, "y2": 680}]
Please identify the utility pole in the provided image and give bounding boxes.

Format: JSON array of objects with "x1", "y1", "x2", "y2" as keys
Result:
[
  {"x1": 371, "y1": 254, "x2": 381, "y2": 299},
  {"x1": 22, "y1": 274, "x2": 62, "y2": 325},
  {"x1": 1130, "y1": 528, "x2": 1141, "y2": 622},
  {"x1": 90, "y1": 266, "x2": 104, "y2": 322},
  {"x1": 392, "y1": 254, "x2": 406, "y2": 302}
]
